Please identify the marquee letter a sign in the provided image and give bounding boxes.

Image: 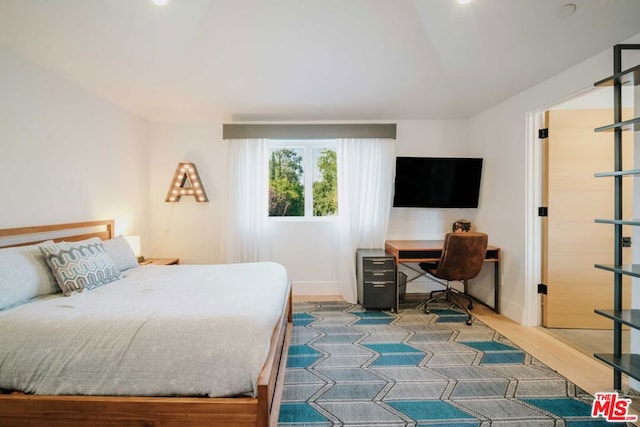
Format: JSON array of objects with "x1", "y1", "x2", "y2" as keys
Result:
[{"x1": 165, "y1": 162, "x2": 209, "y2": 202}]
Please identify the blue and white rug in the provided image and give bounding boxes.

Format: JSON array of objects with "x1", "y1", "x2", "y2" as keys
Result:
[{"x1": 278, "y1": 301, "x2": 627, "y2": 426}]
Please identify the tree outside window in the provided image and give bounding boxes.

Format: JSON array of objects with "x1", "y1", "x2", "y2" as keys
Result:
[
  {"x1": 313, "y1": 148, "x2": 337, "y2": 216},
  {"x1": 268, "y1": 143, "x2": 337, "y2": 218},
  {"x1": 269, "y1": 148, "x2": 305, "y2": 216}
]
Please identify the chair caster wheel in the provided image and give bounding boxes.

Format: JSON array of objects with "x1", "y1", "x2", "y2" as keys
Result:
[
  {"x1": 468, "y1": 304, "x2": 473, "y2": 310},
  {"x1": 424, "y1": 308, "x2": 431, "y2": 314},
  {"x1": 466, "y1": 319, "x2": 473, "y2": 325}
]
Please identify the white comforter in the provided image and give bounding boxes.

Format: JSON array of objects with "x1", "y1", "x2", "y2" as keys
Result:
[{"x1": 0, "y1": 262, "x2": 289, "y2": 397}]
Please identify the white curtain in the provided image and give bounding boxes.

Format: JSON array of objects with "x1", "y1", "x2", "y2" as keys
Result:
[
  {"x1": 225, "y1": 138, "x2": 270, "y2": 263},
  {"x1": 337, "y1": 138, "x2": 396, "y2": 303}
]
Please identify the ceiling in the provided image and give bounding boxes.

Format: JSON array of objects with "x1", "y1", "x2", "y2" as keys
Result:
[{"x1": 0, "y1": 0, "x2": 639, "y2": 122}]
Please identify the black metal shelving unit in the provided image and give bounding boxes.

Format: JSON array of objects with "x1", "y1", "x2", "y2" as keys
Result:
[{"x1": 593, "y1": 44, "x2": 640, "y2": 391}]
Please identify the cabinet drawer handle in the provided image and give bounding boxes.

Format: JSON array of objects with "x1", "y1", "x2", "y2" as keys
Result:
[
  {"x1": 372, "y1": 272, "x2": 385, "y2": 276},
  {"x1": 372, "y1": 282, "x2": 387, "y2": 286},
  {"x1": 372, "y1": 261, "x2": 387, "y2": 265}
]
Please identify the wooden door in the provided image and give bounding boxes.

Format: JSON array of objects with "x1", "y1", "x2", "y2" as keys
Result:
[{"x1": 542, "y1": 108, "x2": 633, "y2": 329}]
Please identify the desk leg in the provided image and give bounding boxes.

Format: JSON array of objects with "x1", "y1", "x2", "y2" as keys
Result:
[{"x1": 494, "y1": 261, "x2": 500, "y2": 314}]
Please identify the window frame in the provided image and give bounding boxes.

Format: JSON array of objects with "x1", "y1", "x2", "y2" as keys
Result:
[{"x1": 267, "y1": 139, "x2": 338, "y2": 221}]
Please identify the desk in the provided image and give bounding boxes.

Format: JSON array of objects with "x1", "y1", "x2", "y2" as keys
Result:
[{"x1": 384, "y1": 240, "x2": 501, "y2": 313}]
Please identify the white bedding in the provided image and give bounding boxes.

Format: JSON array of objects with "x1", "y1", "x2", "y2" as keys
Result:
[{"x1": 0, "y1": 262, "x2": 289, "y2": 398}]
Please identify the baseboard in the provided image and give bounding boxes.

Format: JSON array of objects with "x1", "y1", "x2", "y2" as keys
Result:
[
  {"x1": 498, "y1": 298, "x2": 525, "y2": 325},
  {"x1": 292, "y1": 281, "x2": 341, "y2": 296},
  {"x1": 293, "y1": 295, "x2": 343, "y2": 302}
]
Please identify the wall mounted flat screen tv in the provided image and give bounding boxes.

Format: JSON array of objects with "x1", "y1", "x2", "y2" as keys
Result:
[{"x1": 393, "y1": 157, "x2": 483, "y2": 208}]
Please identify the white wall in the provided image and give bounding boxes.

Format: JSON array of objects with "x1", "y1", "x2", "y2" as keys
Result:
[
  {"x1": 0, "y1": 47, "x2": 150, "y2": 242},
  {"x1": 147, "y1": 119, "x2": 474, "y2": 296},
  {"x1": 468, "y1": 34, "x2": 640, "y2": 325},
  {"x1": 148, "y1": 123, "x2": 228, "y2": 264},
  {"x1": 387, "y1": 120, "x2": 473, "y2": 241}
]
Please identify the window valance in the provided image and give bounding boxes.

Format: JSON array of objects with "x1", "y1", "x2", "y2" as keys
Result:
[{"x1": 222, "y1": 123, "x2": 396, "y2": 140}]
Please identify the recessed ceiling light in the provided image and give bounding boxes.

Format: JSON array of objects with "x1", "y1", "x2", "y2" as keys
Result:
[
  {"x1": 457, "y1": 0, "x2": 473, "y2": 4},
  {"x1": 152, "y1": 0, "x2": 170, "y2": 6}
]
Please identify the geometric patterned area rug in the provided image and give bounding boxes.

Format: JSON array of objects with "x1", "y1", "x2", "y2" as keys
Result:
[{"x1": 278, "y1": 301, "x2": 627, "y2": 426}]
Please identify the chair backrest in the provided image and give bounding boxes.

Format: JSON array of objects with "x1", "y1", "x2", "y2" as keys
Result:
[{"x1": 432, "y1": 232, "x2": 489, "y2": 281}]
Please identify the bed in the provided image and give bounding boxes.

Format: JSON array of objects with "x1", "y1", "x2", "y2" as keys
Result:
[{"x1": 0, "y1": 220, "x2": 292, "y2": 427}]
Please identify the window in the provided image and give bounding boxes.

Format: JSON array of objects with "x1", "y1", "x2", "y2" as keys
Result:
[{"x1": 268, "y1": 141, "x2": 337, "y2": 218}]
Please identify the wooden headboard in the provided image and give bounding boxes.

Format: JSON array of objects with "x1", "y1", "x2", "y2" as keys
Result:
[{"x1": 0, "y1": 220, "x2": 115, "y2": 249}]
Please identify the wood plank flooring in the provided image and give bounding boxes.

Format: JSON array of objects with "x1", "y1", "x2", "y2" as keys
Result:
[{"x1": 539, "y1": 328, "x2": 629, "y2": 356}]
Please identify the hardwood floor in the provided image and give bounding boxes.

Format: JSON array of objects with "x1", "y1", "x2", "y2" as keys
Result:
[
  {"x1": 539, "y1": 327, "x2": 630, "y2": 356},
  {"x1": 293, "y1": 295, "x2": 640, "y2": 419}
]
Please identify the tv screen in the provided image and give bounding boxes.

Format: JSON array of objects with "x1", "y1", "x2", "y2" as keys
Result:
[{"x1": 392, "y1": 157, "x2": 483, "y2": 208}]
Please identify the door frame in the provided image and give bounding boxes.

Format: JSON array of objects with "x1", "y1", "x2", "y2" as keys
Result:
[
  {"x1": 524, "y1": 87, "x2": 599, "y2": 327},
  {"x1": 523, "y1": 110, "x2": 544, "y2": 327}
]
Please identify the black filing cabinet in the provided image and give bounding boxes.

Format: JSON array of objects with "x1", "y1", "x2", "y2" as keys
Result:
[{"x1": 356, "y1": 249, "x2": 397, "y2": 311}]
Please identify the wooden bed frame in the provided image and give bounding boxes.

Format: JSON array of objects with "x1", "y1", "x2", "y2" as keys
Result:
[{"x1": 0, "y1": 220, "x2": 293, "y2": 427}]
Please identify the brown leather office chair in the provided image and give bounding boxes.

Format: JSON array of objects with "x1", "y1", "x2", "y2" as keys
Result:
[{"x1": 419, "y1": 232, "x2": 488, "y2": 325}]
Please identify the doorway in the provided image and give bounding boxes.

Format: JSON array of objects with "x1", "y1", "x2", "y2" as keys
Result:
[{"x1": 535, "y1": 88, "x2": 635, "y2": 355}]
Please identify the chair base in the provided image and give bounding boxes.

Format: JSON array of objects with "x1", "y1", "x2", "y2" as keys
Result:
[{"x1": 423, "y1": 287, "x2": 474, "y2": 326}]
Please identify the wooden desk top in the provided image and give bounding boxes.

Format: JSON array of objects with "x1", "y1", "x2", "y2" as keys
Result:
[
  {"x1": 385, "y1": 240, "x2": 500, "y2": 263},
  {"x1": 385, "y1": 240, "x2": 499, "y2": 251}
]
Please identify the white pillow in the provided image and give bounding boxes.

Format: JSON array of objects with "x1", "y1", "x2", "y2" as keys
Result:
[
  {"x1": 0, "y1": 242, "x2": 59, "y2": 310},
  {"x1": 103, "y1": 235, "x2": 139, "y2": 272},
  {"x1": 39, "y1": 238, "x2": 122, "y2": 296}
]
